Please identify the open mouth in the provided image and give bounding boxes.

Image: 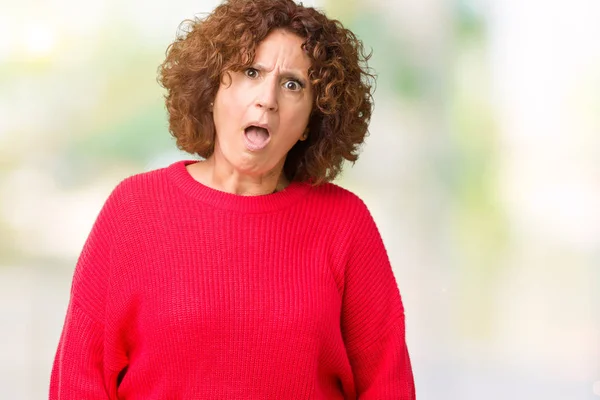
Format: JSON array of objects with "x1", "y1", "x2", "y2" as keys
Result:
[{"x1": 243, "y1": 125, "x2": 271, "y2": 151}]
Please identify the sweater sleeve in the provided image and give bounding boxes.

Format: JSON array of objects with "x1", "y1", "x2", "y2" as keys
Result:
[
  {"x1": 341, "y1": 202, "x2": 416, "y2": 399},
  {"x1": 49, "y1": 183, "x2": 127, "y2": 400}
]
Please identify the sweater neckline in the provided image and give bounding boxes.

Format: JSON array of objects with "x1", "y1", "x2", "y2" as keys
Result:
[{"x1": 167, "y1": 160, "x2": 311, "y2": 213}]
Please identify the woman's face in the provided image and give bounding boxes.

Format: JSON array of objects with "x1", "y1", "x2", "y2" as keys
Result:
[{"x1": 212, "y1": 29, "x2": 313, "y2": 180}]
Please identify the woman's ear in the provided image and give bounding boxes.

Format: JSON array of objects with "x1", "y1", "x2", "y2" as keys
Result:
[{"x1": 299, "y1": 128, "x2": 309, "y2": 141}]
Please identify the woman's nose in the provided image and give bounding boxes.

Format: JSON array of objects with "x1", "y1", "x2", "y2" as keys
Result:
[{"x1": 255, "y1": 80, "x2": 278, "y2": 112}]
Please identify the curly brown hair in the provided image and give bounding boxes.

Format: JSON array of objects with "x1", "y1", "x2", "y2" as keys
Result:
[{"x1": 158, "y1": 0, "x2": 375, "y2": 184}]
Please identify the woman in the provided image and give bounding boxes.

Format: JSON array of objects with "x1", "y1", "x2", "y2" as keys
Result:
[{"x1": 49, "y1": 0, "x2": 416, "y2": 398}]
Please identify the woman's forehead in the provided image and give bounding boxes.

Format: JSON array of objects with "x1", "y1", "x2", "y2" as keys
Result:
[{"x1": 252, "y1": 29, "x2": 311, "y2": 74}]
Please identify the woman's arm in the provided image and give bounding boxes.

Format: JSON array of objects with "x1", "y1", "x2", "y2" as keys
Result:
[
  {"x1": 50, "y1": 302, "x2": 109, "y2": 398},
  {"x1": 341, "y1": 202, "x2": 416, "y2": 399},
  {"x1": 49, "y1": 182, "x2": 128, "y2": 399}
]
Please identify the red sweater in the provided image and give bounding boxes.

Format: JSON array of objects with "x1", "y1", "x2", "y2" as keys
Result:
[{"x1": 50, "y1": 160, "x2": 415, "y2": 399}]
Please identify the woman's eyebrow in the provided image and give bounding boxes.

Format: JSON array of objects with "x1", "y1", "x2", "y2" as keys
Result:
[{"x1": 253, "y1": 63, "x2": 308, "y2": 81}]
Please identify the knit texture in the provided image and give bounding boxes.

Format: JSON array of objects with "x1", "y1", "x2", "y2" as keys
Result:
[{"x1": 50, "y1": 160, "x2": 415, "y2": 399}]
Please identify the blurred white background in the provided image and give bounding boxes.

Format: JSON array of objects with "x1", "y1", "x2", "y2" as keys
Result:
[{"x1": 0, "y1": 0, "x2": 599, "y2": 398}]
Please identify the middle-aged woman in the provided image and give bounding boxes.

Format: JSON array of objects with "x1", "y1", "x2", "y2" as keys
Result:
[{"x1": 50, "y1": 0, "x2": 416, "y2": 398}]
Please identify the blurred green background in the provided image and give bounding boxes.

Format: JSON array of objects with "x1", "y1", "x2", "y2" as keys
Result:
[{"x1": 1, "y1": 0, "x2": 599, "y2": 398}]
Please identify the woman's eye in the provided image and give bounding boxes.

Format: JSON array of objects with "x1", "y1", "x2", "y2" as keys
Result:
[
  {"x1": 284, "y1": 80, "x2": 301, "y2": 91},
  {"x1": 245, "y1": 68, "x2": 259, "y2": 79}
]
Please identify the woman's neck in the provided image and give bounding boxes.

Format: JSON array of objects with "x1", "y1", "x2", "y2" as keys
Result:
[{"x1": 186, "y1": 157, "x2": 289, "y2": 196}]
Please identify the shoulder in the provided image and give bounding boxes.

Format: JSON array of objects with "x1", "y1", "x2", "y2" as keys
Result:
[
  {"x1": 107, "y1": 163, "x2": 174, "y2": 205},
  {"x1": 302, "y1": 182, "x2": 378, "y2": 237},
  {"x1": 308, "y1": 182, "x2": 372, "y2": 217},
  {"x1": 88, "y1": 164, "x2": 176, "y2": 237}
]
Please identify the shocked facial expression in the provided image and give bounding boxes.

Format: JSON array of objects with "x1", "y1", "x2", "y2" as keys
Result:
[{"x1": 211, "y1": 29, "x2": 313, "y2": 179}]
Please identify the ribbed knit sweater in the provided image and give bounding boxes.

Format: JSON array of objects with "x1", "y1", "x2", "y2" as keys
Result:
[{"x1": 50, "y1": 160, "x2": 415, "y2": 399}]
